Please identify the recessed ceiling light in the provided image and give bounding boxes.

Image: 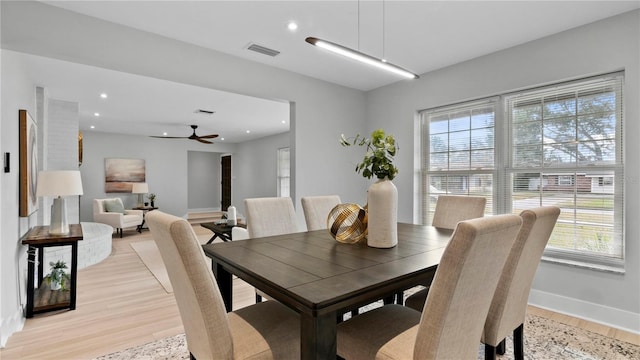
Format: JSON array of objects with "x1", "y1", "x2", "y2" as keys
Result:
[
  {"x1": 287, "y1": 22, "x2": 298, "y2": 31},
  {"x1": 163, "y1": 132, "x2": 168, "y2": 136},
  {"x1": 220, "y1": 137, "x2": 225, "y2": 141},
  {"x1": 90, "y1": 125, "x2": 95, "y2": 129},
  {"x1": 94, "y1": 112, "x2": 100, "y2": 117},
  {"x1": 281, "y1": 120, "x2": 286, "y2": 124},
  {"x1": 246, "y1": 130, "x2": 251, "y2": 134},
  {"x1": 100, "y1": 93, "x2": 108, "y2": 99}
]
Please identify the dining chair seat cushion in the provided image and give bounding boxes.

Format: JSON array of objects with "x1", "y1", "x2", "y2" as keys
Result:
[
  {"x1": 338, "y1": 304, "x2": 420, "y2": 360},
  {"x1": 228, "y1": 300, "x2": 300, "y2": 359}
]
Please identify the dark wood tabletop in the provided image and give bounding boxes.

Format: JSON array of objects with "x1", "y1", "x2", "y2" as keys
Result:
[{"x1": 202, "y1": 222, "x2": 453, "y2": 360}]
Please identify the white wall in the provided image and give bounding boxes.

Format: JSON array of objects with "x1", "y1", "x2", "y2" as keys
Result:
[
  {"x1": 364, "y1": 10, "x2": 640, "y2": 332},
  {"x1": 0, "y1": 50, "x2": 35, "y2": 345},
  {"x1": 232, "y1": 132, "x2": 290, "y2": 217},
  {"x1": 187, "y1": 151, "x2": 222, "y2": 212}
]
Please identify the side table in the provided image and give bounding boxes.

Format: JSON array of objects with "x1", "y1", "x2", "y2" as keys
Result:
[
  {"x1": 133, "y1": 206, "x2": 158, "y2": 232},
  {"x1": 21, "y1": 224, "x2": 83, "y2": 318},
  {"x1": 201, "y1": 221, "x2": 246, "y2": 244}
]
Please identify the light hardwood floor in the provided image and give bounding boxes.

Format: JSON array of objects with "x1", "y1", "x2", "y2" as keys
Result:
[{"x1": 1, "y1": 225, "x2": 638, "y2": 359}]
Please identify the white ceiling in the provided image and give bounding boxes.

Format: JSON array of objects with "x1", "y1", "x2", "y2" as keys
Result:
[{"x1": 16, "y1": 1, "x2": 640, "y2": 140}]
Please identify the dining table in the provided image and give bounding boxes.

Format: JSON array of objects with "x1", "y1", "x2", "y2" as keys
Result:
[{"x1": 202, "y1": 222, "x2": 453, "y2": 360}]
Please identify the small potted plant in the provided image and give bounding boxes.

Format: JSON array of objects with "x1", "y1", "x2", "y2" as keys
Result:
[
  {"x1": 147, "y1": 193, "x2": 156, "y2": 207},
  {"x1": 46, "y1": 260, "x2": 70, "y2": 291}
]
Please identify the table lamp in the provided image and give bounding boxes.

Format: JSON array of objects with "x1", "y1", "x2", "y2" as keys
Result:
[
  {"x1": 131, "y1": 182, "x2": 149, "y2": 207},
  {"x1": 36, "y1": 170, "x2": 84, "y2": 235}
]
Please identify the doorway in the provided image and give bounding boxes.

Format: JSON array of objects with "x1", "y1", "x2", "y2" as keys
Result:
[{"x1": 221, "y1": 155, "x2": 231, "y2": 211}]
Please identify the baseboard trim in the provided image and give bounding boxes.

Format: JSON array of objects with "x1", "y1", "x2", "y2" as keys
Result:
[
  {"x1": 0, "y1": 308, "x2": 25, "y2": 348},
  {"x1": 529, "y1": 288, "x2": 640, "y2": 334}
]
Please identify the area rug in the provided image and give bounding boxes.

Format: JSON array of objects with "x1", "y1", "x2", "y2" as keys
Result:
[
  {"x1": 130, "y1": 240, "x2": 173, "y2": 293},
  {"x1": 94, "y1": 312, "x2": 639, "y2": 359}
]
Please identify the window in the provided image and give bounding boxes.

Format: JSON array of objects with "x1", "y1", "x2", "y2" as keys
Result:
[
  {"x1": 277, "y1": 147, "x2": 290, "y2": 197},
  {"x1": 421, "y1": 73, "x2": 624, "y2": 269},
  {"x1": 422, "y1": 99, "x2": 496, "y2": 224}
]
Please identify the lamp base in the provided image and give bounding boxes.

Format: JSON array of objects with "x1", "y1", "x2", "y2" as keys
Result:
[
  {"x1": 137, "y1": 194, "x2": 144, "y2": 208},
  {"x1": 49, "y1": 197, "x2": 69, "y2": 235}
]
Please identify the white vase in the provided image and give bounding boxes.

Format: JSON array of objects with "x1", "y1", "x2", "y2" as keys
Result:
[
  {"x1": 366, "y1": 178, "x2": 398, "y2": 248},
  {"x1": 50, "y1": 281, "x2": 61, "y2": 291}
]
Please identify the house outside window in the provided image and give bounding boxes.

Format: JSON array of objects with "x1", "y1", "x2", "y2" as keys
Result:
[{"x1": 421, "y1": 72, "x2": 624, "y2": 270}]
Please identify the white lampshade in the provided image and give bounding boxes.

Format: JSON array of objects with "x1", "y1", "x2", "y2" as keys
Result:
[
  {"x1": 131, "y1": 182, "x2": 149, "y2": 194},
  {"x1": 35, "y1": 170, "x2": 83, "y2": 235},
  {"x1": 36, "y1": 170, "x2": 84, "y2": 197}
]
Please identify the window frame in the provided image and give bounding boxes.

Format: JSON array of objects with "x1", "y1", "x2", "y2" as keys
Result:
[{"x1": 420, "y1": 72, "x2": 625, "y2": 271}]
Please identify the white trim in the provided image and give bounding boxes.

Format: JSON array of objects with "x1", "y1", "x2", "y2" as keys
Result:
[
  {"x1": 529, "y1": 288, "x2": 640, "y2": 334},
  {"x1": 1, "y1": 308, "x2": 25, "y2": 347}
]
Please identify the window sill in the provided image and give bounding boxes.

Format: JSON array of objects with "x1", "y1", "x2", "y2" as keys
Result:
[{"x1": 541, "y1": 256, "x2": 625, "y2": 274}]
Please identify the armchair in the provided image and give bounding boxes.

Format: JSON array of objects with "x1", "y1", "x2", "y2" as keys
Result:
[{"x1": 93, "y1": 198, "x2": 143, "y2": 238}]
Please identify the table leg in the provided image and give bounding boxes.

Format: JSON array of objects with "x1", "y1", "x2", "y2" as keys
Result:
[
  {"x1": 26, "y1": 246, "x2": 36, "y2": 318},
  {"x1": 213, "y1": 262, "x2": 233, "y2": 312},
  {"x1": 301, "y1": 311, "x2": 337, "y2": 360},
  {"x1": 37, "y1": 247, "x2": 44, "y2": 285},
  {"x1": 70, "y1": 243, "x2": 78, "y2": 310},
  {"x1": 206, "y1": 234, "x2": 219, "y2": 245}
]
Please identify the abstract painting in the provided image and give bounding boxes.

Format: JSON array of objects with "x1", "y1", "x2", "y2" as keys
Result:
[
  {"x1": 19, "y1": 110, "x2": 38, "y2": 217},
  {"x1": 105, "y1": 158, "x2": 145, "y2": 193}
]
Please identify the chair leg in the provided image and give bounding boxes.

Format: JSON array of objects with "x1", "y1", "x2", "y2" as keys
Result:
[
  {"x1": 255, "y1": 293, "x2": 262, "y2": 303},
  {"x1": 513, "y1": 323, "x2": 524, "y2": 360},
  {"x1": 119, "y1": 228, "x2": 123, "y2": 238},
  {"x1": 484, "y1": 344, "x2": 497, "y2": 360},
  {"x1": 497, "y1": 338, "x2": 506, "y2": 355}
]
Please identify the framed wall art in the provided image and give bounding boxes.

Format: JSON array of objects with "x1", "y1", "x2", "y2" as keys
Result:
[
  {"x1": 105, "y1": 158, "x2": 146, "y2": 193},
  {"x1": 19, "y1": 109, "x2": 38, "y2": 217}
]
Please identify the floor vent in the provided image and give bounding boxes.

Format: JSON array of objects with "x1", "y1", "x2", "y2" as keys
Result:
[{"x1": 247, "y1": 43, "x2": 280, "y2": 57}]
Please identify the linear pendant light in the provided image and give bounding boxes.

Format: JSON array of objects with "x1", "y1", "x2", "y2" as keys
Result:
[{"x1": 305, "y1": 37, "x2": 419, "y2": 79}]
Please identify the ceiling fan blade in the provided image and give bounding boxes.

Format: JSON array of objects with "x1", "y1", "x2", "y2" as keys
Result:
[
  {"x1": 195, "y1": 138, "x2": 213, "y2": 144},
  {"x1": 198, "y1": 134, "x2": 219, "y2": 139},
  {"x1": 149, "y1": 136, "x2": 188, "y2": 139}
]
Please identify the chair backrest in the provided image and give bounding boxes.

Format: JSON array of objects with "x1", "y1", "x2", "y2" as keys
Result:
[
  {"x1": 482, "y1": 206, "x2": 560, "y2": 345},
  {"x1": 93, "y1": 198, "x2": 124, "y2": 215},
  {"x1": 146, "y1": 211, "x2": 233, "y2": 360},
  {"x1": 301, "y1": 195, "x2": 341, "y2": 231},
  {"x1": 244, "y1": 197, "x2": 298, "y2": 238},
  {"x1": 231, "y1": 226, "x2": 249, "y2": 240},
  {"x1": 431, "y1": 195, "x2": 487, "y2": 229},
  {"x1": 414, "y1": 214, "x2": 522, "y2": 359}
]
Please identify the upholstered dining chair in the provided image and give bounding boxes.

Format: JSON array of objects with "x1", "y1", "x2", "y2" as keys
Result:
[
  {"x1": 244, "y1": 197, "x2": 299, "y2": 238},
  {"x1": 336, "y1": 214, "x2": 522, "y2": 360},
  {"x1": 244, "y1": 197, "x2": 299, "y2": 302},
  {"x1": 146, "y1": 211, "x2": 300, "y2": 360},
  {"x1": 431, "y1": 195, "x2": 487, "y2": 229},
  {"x1": 301, "y1": 195, "x2": 341, "y2": 231},
  {"x1": 483, "y1": 206, "x2": 560, "y2": 360},
  {"x1": 399, "y1": 195, "x2": 488, "y2": 306}
]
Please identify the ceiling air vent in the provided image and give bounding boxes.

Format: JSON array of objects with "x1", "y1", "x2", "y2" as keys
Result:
[{"x1": 247, "y1": 43, "x2": 280, "y2": 57}]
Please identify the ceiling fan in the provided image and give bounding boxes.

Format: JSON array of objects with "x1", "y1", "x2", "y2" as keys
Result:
[{"x1": 151, "y1": 125, "x2": 218, "y2": 144}]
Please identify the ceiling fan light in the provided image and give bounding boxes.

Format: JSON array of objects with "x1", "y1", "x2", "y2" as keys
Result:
[{"x1": 305, "y1": 37, "x2": 418, "y2": 80}]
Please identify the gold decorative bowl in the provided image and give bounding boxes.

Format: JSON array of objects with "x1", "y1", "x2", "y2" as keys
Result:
[{"x1": 327, "y1": 203, "x2": 368, "y2": 244}]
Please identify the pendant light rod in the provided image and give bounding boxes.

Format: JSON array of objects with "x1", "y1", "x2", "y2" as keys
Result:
[{"x1": 305, "y1": 37, "x2": 419, "y2": 79}]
